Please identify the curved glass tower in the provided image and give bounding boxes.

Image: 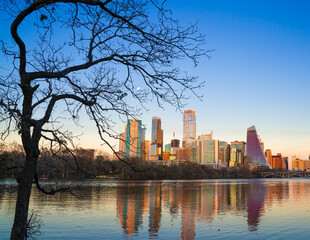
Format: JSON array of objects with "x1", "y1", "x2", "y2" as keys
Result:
[{"x1": 246, "y1": 126, "x2": 270, "y2": 168}]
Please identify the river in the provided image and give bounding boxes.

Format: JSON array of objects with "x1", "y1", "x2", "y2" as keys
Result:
[{"x1": 1, "y1": 179, "x2": 310, "y2": 239}]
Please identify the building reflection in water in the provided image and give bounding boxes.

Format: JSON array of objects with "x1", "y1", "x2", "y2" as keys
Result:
[
  {"x1": 246, "y1": 182, "x2": 266, "y2": 231},
  {"x1": 116, "y1": 184, "x2": 145, "y2": 235},
  {"x1": 180, "y1": 184, "x2": 196, "y2": 240},
  {"x1": 114, "y1": 180, "x2": 310, "y2": 239},
  {"x1": 148, "y1": 183, "x2": 162, "y2": 238},
  {"x1": 2, "y1": 180, "x2": 310, "y2": 239},
  {"x1": 14, "y1": 180, "x2": 304, "y2": 240}
]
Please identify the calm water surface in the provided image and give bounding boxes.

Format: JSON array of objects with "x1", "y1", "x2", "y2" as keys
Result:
[{"x1": 1, "y1": 179, "x2": 310, "y2": 239}]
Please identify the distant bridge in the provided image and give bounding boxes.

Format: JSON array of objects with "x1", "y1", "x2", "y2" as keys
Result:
[{"x1": 262, "y1": 171, "x2": 310, "y2": 178}]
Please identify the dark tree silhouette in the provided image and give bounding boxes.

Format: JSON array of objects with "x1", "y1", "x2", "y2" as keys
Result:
[{"x1": 0, "y1": 0, "x2": 209, "y2": 239}]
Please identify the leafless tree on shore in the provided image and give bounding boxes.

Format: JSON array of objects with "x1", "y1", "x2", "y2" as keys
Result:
[{"x1": 0, "y1": 0, "x2": 209, "y2": 239}]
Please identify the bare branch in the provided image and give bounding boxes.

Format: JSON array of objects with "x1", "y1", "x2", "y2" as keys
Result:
[{"x1": 2, "y1": 2, "x2": 209, "y2": 238}]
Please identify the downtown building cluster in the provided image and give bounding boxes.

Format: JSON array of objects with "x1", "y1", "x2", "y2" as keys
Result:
[{"x1": 118, "y1": 110, "x2": 309, "y2": 170}]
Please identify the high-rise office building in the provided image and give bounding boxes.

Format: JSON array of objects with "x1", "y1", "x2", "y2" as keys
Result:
[
  {"x1": 164, "y1": 143, "x2": 172, "y2": 161},
  {"x1": 306, "y1": 160, "x2": 310, "y2": 170},
  {"x1": 292, "y1": 156, "x2": 297, "y2": 170},
  {"x1": 191, "y1": 146, "x2": 199, "y2": 164},
  {"x1": 171, "y1": 139, "x2": 180, "y2": 148},
  {"x1": 123, "y1": 119, "x2": 145, "y2": 158},
  {"x1": 144, "y1": 140, "x2": 150, "y2": 161},
  {"x1": 183, "y1": 110, "x2": 196, "y2": 147},
  {"x1": 176, "y1": 147, "x2": 192, "y2": 162},
  {"x1": 283, "y1": 156, "x2": 289, "y2": 170},
  {"x1": 271, "y1": 153, "x2": 286, "y2": 170},
  {"x1": 219, "y1": 141, "x2": 230, "y2": 167},
  {"x1": 246, "y1": 126, "x2": 270, "y2": 168},
  {"x1": 165, "y1": 143, "x2": 171, "y2": 154},
  {"x1": 182, "y1": 138, "x2": 198, "y2": 148},
  {"x1": 292, "y1": 157, "x2": 306, "y2": 171},
  {"x1": 119, "y1": 132, "x2": 127, "y2": 154},
  {"x1": 151, "y1": 117, "x2": 163, "y2": 144},
  {"x1": 198, "y1": 139, "x2": 219, "y2": 167},
  {"x1": 229, "y1": 141, "x2": 246, "y2": 167},
  {"x1": 170, "y1": 139, "x2": 180, "y2": 160},
  {"x1": 265, "y1": 149, "x2": 272, "y2": 167},
  {"x1": 151, "y1": 117, "x2": 163, "y2": 160},
  {"x1": 258, "y1": 136, "x2": 264, "y2": 152},
  {"x1": 198, "y1": 133, "x2": 213, "y2": 140}
]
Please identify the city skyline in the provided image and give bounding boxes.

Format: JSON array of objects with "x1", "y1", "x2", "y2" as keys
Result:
[
  {"x1": 1, "y1": 1, "x2": 310, "y2": 239},
  {"x1": 118, "y1": 111, "x2": 310, "y2": 170},
  {"x1": 0, "y1": 0, "x2": 309, "y2": 159}
]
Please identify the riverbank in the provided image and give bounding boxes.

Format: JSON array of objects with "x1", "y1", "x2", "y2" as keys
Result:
[{"x1": 109, "y1": 160, "x2": 264, "y2": 180}]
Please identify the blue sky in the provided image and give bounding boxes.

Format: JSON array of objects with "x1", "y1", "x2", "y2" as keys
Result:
[
  {"x1": 0, "y1": 0, "x2": 309, "y2": 159},
  {"x1": 155, "y1": 0, "x2": 310, "y2": 159}
]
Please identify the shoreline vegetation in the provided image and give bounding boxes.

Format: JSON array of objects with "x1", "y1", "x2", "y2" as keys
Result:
[
  {"x1": 1, "y1": 150, "x2": 301, "y2": 181},
  {"x1": 115, "y1": 159, "x2": 264, "y2": 180}
]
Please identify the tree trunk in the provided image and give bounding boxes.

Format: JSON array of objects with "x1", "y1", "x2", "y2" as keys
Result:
[{"x1": 10, "y1": 155, "x2": 37, "y2": 240}]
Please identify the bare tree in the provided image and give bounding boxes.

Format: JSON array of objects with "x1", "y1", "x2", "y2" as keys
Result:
[
  {"x1": 26, "y1": 210, "x2": 43, "y2": 240},
  {"x1": 0, "y1": 0, "x2": 209, "y2": 239}
]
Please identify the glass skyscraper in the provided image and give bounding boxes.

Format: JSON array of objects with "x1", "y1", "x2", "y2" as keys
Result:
[
  {"x1": 151, "y1": 117, "x2": 163, "y2": 144},
  {"x1": 124, "y1": 119, "x2": 144, "y2": 158},
  {"x1": 151, "y1": 117, "x2": 163, "y2": 160},
  {"x1": 183, "y1": 110, "x2": 196, "y2": 139},
  {"x1": 246, "y1": 126, "x2": 270, "y2": 168},
  {"x1": 182, "y1": 110, "x2": 196, "y2": 148},
  {"x1": 229, "y1": 141, "x2": 246, "y2": 167},
  {"x1": 219, "y1": 141, "x2": 230, "y2": 167},
  {"x1": 198, "y1": 139, "x2": 219, "y2": 166}
]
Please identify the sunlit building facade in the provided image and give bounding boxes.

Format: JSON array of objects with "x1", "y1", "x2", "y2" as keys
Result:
[
  {"x1": 229, "y1": 141, "x2": 246, "y2": 167},
  {"x1": 151, "y1": 117, "x2": 163, "y2": 160},
  {"x1": 265, "y1": 149, "x2": 272, "y2": 167},
  {"x1": 246, "y1": 126, "x2": 270, "y2": 168},
  {"x1": 198, "y1": 133, "x2": 213, "y2": 140},
  {"x1": 183, "y1": 110, "x2": 196, "y2": 147},
  {"x1": 163, "y1": 151, "x2": 170, "y2": 160},
  {"x1": 219, "y1": 141, "x2": 230, "y2": 167},
  {"x1": 271, "y1": 153, "x2": 287, "y2": 170},
  {"x1": 144, "y1": 140, "x2": 151, "y2": 161},
  {"x1": 119, "y1": 132, "x2": 127, "y2": 153},
  {"x1": 307, "y1": 160, "x2": 310, "y2": 170},
  {"x1": 258, "y1": 136, "x2": 264, "y2": 152},
  {"x1": 182, "y1": 138, "x2": 197, "y2": 148},
  {"x1": 191, "y1": 146, "x2": 199, "y2": 164},
  {"x1": 124, "y1": 119, "x2": 145, "y2": 158},
  {"x1": 292, "y1": 157, "x2": 309, "y2": 171},
  {"x1": 165, "y1": 143, "x2": 171, "y2": 154},
  {"x1": 198, "y1": 139, "x2": 219, "y2": 167},
  {"x1": 176, "y1": 147, "x2": 191, "y2": 162}
]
